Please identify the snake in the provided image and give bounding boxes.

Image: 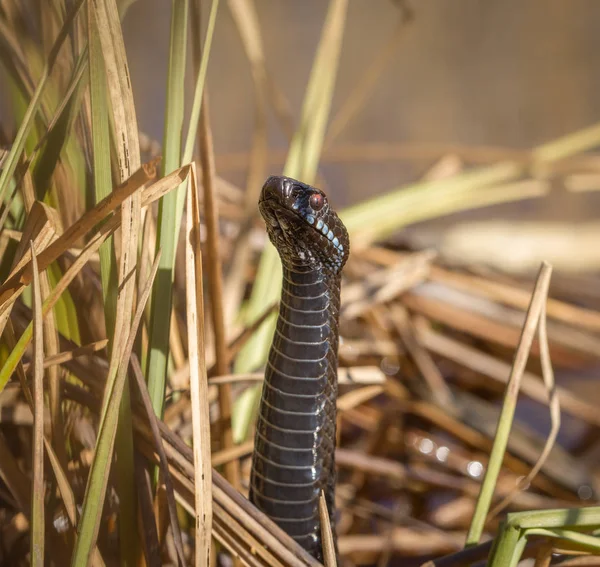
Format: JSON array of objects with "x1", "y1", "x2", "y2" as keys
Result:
[{"x1": 249, "y1": 175, "x2": 350, "y2": 562}]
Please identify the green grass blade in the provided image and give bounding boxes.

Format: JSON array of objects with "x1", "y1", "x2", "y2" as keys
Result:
[
  {"x1": 526, "y1": 528, "x2": 600, "y2": 552},
  {"x1": 0, "y1": 0, "x2": 86, "y2": 206},
  {"x1": 88, "y1": 2, "x2": 117, "y2": 337},
  {"x1": 509, "y1": 507, "x2": 600, "y2": 530},
  {"x1": 182, "y1": 0, "x2": 220, "y2": 164},
  {"x1": 287, "y1": 0, "x2": 348, "y2": 182},
  {"x1": 32, "y1": 46, "x2": 89, "y2": 202},
  {"x1": 70, "y1": 252, "x2": 160, "y2": 567},
  {"x1": 145, "y1": 0, "x2": 189, "y2": 418},
  {"x1": 487, "y1": 521, "x2": 525, "y2": 567},
  {"x1": 341, "y1": 161, "x2": 523, "y2": 243},
  {"x1": 147, "y1": 0, "x2": 220, "y2": 418},
  {"x1": 177, "y1": 0, "x2": 221, "y2": 233}
]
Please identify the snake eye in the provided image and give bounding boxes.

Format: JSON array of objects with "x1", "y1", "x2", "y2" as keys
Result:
[{"x1": 309, "y1": 193, "x2": 325, "y2": 212}]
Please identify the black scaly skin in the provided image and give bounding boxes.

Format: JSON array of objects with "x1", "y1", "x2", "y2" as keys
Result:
[{"x1": 249, "y1": 176, "x2": 350, "y2": 562}]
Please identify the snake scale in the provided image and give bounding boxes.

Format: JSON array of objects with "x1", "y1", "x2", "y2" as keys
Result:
[{"x1": 249, "y1": 175, "x2": 350, "y2": 562}]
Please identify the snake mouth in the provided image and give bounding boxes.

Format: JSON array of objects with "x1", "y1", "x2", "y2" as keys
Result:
[{"x1": 260, "y1": 198, "x2": 343, "y2": 254}]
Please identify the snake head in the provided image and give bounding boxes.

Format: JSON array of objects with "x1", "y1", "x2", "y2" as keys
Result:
[{"x1": 259, "y1": 175, "x2": 350, "y2": 273}]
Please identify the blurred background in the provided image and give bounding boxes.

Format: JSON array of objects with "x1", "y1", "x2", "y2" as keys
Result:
[
  {"x1": 118, "y1": 0, "x2": 600, "y2": 277},
  {"x1": 4, "y1": 2, "x2": 600, "y2": 564}
]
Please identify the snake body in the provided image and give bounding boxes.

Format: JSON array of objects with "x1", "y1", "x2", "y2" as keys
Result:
[{"x1": 249, "y1": 176, "x2": 350, "y2": 561}]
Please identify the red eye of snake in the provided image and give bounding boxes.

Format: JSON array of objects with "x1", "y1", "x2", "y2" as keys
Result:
[{"x1": 309, "y1": 193, "x2": 325, "y2": 211}]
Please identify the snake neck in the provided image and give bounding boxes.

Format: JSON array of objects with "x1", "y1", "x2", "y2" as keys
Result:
[
  {"x1": 279, "y1": 259, "x2": 342, "y2": 354},
  {"x1": 249, "y1": 258, "x2": 341, "y2": 560}
]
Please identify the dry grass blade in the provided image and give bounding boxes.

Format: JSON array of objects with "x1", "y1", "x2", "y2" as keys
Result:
[
  {"x1": 342, "y1": 249, "x2": 435, "y2": 320},
  {"x1": 19, "y1": 168, "x2": 70, "y2": 483},
  {"x1": 465, "y1": 261, "x2": 553, "y2": 546},
  {"x1": 186, "y1": 166, "x2": 213, "y2": 565},
  {"x1": 198, "y1": 95, "x2": 238, "y2": 487},
  {"x1": 91, "y1": 3, "x2": 143, "y2": 557},
  {"x1": 70, "y1": 250, "x2": 161, "y2": 566},
  {"x1": 91, "y1": 0, "x2": 141, "y2": 179},
  {"x1": 3, "y1": 270, "x2": 104, "y2": 563},
  {"x1": 414, "y1": 320, "x2": 600, "y2": 426},
  {"x1": 325, "y1": 10, "x2": 410, "y2": 146},
  {"x1": 319, "y1": 491, "x2": 337, "y2": 566},
  {"x1": 0, "y1": 160, "x2": 157, "y2": 308},
  {"x1": 130, "y1": 355, "x2": 186, "y2": 567},
  {"x1": 0, "y1": 163, "x2": 187, "y2": 393},
  {"x1": 337, "y1": 385, "x2": 384, "y2": 412},
  {"x1": 488, "y1": 298, "x2": 560, "y2": 518},
  {"x1": 0, "y1": 201, "x2": 61, "y2": 338},
  {"x1": 182, "y1": 0, "x2": 220, "y2": 164},
  {"x1": 211, "y1": 440, "x2": 254, "y2": 467},
  {"x1": 227, "y1": 0, "x2": 268, "y2": 189},
  {"x1": 29, "y1": 242, "x2": 44, "y2": 567},
  {"x1": 429, "y1": 265, "x2": 600, "y2": 332},
  {"x1": 0, "y1": 211, "x2": 119, "y2": 392},
  {"x1": 40, "y1": 339, "x2": 108, "y2": 369},
  {"x1": 390, "y1": 304, "x2": 453, "y2": 407},
  {"x1": 133, "y1": 452, "x2": 161, "y2": 567}
]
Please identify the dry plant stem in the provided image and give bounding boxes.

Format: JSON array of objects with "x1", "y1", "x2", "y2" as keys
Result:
[
  {"x1": 401, "y1": 292, "x2": 580, "y2": 366},
  {"x1": 186, "y1": 166, "x2": 213, "y2": 565},
  {"x1": 465, "y1": 261, "x2": 553, "y2": 547},
  {"x1": 556, "y1": 558, "x2": 600, "y2": 566},
  {"x1": 489, "y1": 299, "x2": 560, "y2": 519},
  {"x1": 223, "y1": 300, "x2": 278, "y2": 363},
  {"x1": 319, "y1": 491, "x2": 337, "y2": 566},
  {"x1": 134, "y1": 453, "x2": 161, "y2": 567},
  {"x1": 533, "y1": 543, "x2": 553, "y2": 567},
  {"x1": 0, "y1": 217, "x2": 118, "y2": 392},
  {"x1": 20, "y1": 168, "x2": 69, "y2": 478},
  {"x1": 389, "y1": 304, "x2": 453, "y2": 407},
  {"x1": 20, "y1": 339, "x2": 109, "y2": 371},
  {"x1": 4, "y1": 333, "x2": 105, "y2": 564},
  {"x1": 198, "y1": 93, "x2": 238, "y2": 487},
  {"x1": 413, "y1": 320, "x2": 600, "y2": 427},
  {"x1": 428, "y1": 265, "x2": 600, "y2": 333},
  {"x1": 130, "y1": 355, "x2": 186, "y2": 567},
  {"x1": 29, "y1": 243, "x2": 44, "y2": 567},
  {"x1": 8, "y1": 182, "x2": 65, "y2": 473},
  {"x1": 211, "y1": 440, "x2": 254, "y2": 467},
  {"x1": 134, "y1": 416, "x2": 320, "y2": 567}
]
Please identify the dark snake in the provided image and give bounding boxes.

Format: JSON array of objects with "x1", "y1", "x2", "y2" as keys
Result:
[{"x1": 249, "y1": 175, "x2": 350, "y2": 562}]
